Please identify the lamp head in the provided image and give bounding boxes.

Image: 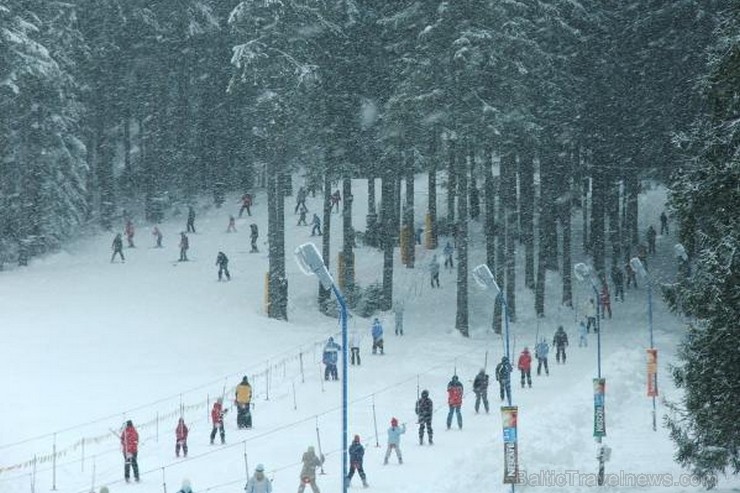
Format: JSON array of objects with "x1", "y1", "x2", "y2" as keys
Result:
[
  {"x1": 472, "y1": 264, "x2": 501, "y2": 294},
  {"x1": 294, "y1": 243, "x2": 335, "y2": 289},
  {"x1": 574, "y1": 263, "x2": 591, "y2": 282}
]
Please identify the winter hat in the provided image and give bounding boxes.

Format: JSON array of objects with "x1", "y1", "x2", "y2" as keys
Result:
[
  {"x1": 353, "y1": 435, "x2": 360, "y2": 443},
  {"x1": 421, "y1": 389, "x2": 429, "y2": 398},
  {"x1": 391, "y1": 417, "x2": 398, "y2": 427},
  {"x1": 255, "y1": 464, "x2": 265, "y2": 472},
  {"x1": 126, "y1": 420, "x2": 133, "y2": 427},
  {"x1": 242, "y1": 376, "x2": 249, "y2": 384},
  {"x1": 181, "y1": 479, "x2": 192, "y2": 493}
]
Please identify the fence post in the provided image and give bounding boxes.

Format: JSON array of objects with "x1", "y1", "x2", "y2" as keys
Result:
[
  {"x1": 161, "y1": 467, "x2": 167, "y2": 493},
  {"x1": 52, "y1": 433, "x2": 57, "y2": 491},
  {"x1": 81, "y1": 438, "x2": 85, "y2": 473},
  {"x1": 372, "y1": 394, "x2": 380, "y2": 448},
  {"x1": 292, "y1": 381, "x2": 297, "y2": 410}
]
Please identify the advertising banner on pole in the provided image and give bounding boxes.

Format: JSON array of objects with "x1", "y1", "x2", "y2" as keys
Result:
[
  {"x1": 593, "y1": 379, "x2": 606, "y2": 438},
  {"x1": 501, "y1": 406, "x2": 519, "y2": 484},
  {"x1": 647, "y1": 349, "x2": 658, "y2": 397}
]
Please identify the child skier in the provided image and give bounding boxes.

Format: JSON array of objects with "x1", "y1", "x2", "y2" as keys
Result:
[
  {"x1": 216, "y1": 251, "x2": 231, "y2": 281},
  {"x1": 175, "y1": 417, "x2": 188, "y2": 458},
  {"x1": 446, "y1": 375, "x2": 463, "y2": 430},
  {"x1": 384, "y1": 418, "x2": 406, "y2": 465},
  {"x1": 371, "y1": 318, "x2": 384, "y2": 355},
  {"x1": 210, "y1": 398, "x2": 227, "y2": 444},
  {"x1": 518, "y1": 347, "x2": 532, "y2": 388},
  {"x1": 111, "y1": 233, "x2": 125, "y2": 263},
  {"x1": 415, "y1": 390, "x2": 433, "y2": 445},
  {"x1": 347, "y1": 435, "x2": 368, "y2": 487},
  {"x1": 495, "y1": 357, "x2": 513, "y2": 402},
  {"x1": 250, "y1": 224, "x2": 259, "y2": 253}
]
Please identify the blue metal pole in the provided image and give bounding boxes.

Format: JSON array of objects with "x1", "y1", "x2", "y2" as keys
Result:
[
  {"x1": 589, "y1": 281, "x2": 604, "y2": 486},
  {"x1": 499, "y1": 293, "x2": 515, "y2": 493},
  {"x1": 647, "y1": 276, "x2": 656, "y2": 431},
  {"x1": 331, "y1": 285, "x2": 349, "y2": 493}
]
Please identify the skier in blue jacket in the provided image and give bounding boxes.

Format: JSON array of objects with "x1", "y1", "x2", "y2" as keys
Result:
[
  {"x1": 534, "y1": 339, "x2": 550, "y2": 376},
  {"x1": 322, "y1": 337, "x2": 341, "y2": 380},
  {"x1": 371, "y1": 318, "x2": 384, "y2": 355},
  {"x1": 384, "y1": 418, "x2": 406, "y2": 465}
]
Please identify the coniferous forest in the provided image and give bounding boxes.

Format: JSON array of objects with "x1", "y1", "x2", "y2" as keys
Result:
[{"x1": 1, "y1": 0, "x2": 739, "y2": 484}]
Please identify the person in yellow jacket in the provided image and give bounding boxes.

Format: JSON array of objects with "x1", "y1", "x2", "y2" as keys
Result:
[{"x1": 235, "y1": 376, "x2": 253, "y2": 429}]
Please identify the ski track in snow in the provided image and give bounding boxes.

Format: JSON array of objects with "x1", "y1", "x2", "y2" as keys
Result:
[{"x1": 0, "y1": 180, "x2": 737, "y2": 493}]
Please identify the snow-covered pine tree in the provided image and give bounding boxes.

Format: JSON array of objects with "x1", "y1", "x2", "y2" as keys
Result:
[{"x1": 666, "y1": 3, "x2": 740, "y2": 486}]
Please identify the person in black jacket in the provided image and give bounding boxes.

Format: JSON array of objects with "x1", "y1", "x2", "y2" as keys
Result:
[
  {"x1": 249, "y1": 224, "x2": 259, "y2": 253},
  {"x1": 346, "y1": 435, "x2": 368, "y2": 488},
  {"x1": 495, "y1": 357, "x2": 513, "y2": 402},
  {"x1": 553, "y1": 326, "x2": 569, "y2": 364},
  {"x1": 415, "y1": 389, "x2": 433, "y2": 445},
  {"x1": 111, "y1": 233, "x2": 125, "y2": 263},
  {"x1": 186, "y1": 206, "x2": 196, "y2": 233},
  {"x1": 216, "y1": 251, "x2": 230, "y2": 281},
  {"x1": 473, "y1": 368, "x2": 490, "y2": 413}
]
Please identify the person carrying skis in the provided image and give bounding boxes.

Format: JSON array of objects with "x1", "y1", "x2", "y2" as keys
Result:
[
  {"x1": 245, "y1": 463, "x2": 272, "y2": 493},
  {"x1": 227, "y1": 215, "x2": 237, "y2": 233},
  {"x1": 179, "y1": 232, "x2": 189, "y2": 262},
  {"x1": 660, "y1": 211, "x2": 669, "y2": 235},
  {"x1": 384, "y1": 417, "x2": 406, "y2": 465},
  {"x1": 429, "y1": 254, "x2": 441, "y2": 288},
  {"x1": 347, "y1": 435, "x2": 368, "y2": 488},
  {"x1": 322, "y1": 336, "x2": 341, "y2": 380},
  {"x1": 175, "y1": 417, "x2": 188, "y2": 458},
  {"x1": 239, "y1": 193, "x2": 252, "y2": 218},
  {"x1": 125, "y1": 219, "x2": 135, "y2": 248},
  {"x1": 249, "y1": 224, "x2": 259, "y2": 253},
  {"x1": 535, "y1": 338, "x2": 550, "y2": 376},
  {"x1": 371, "y1": 318, "x2": 384, "y2": 355},
  {"x1": 415, "y1": 389, "x2": 433, "y2": 445},
  {"x1": 647, "y1": 225, "x2": 657, "y2": 254},
  {"x1": 349, "y1": 330, "x2": 362, "y2": 366},
  {"x1": 611, "y1": 264, "x2": 624, "y2": 302},
  {"x1": 495, "y1": 356, "x2": 513, "y2": 402},
  {"x1": 295, "y1": 186, "x2": 308, "y2": 214},
  {"x1": 473, "y1": 368, "x2": 490, "y2": 413},
  {"x1": 393, "y1": 302, "x2": 404, "y2": 336},
  {"x1": 235, "y1": 376, "x2": 252, "y2": 429},
  {"x1": 111, "y1": 233, "x2": 125, "y2": 263},
  {"x1": 330, "y1": 189, "x2": 341, "y2": 213},
  {"x1": 584, "y1": 298, "x2": 597, "y2": 333},
  {"x1": 216, "y1": 251, "x2": 231, "y2": 281},
  {"x1": 518, "y1": 347, "x2": 532, "y2": 388},
  {"x1": 446, "y1": 375, "x2": 463, "y2": 430},
  {"x1": 152, "y1": 226, "x2": 163, "y2": 248},
  {"x1": 553, "y1": 326, "x2": 569, "y2": 364},
  {"x1": 297, "y1": 446, "x2": 324, "y2": 493},
  {"x1": 443, "y1": 241, "x2": 454, "y2": 269},
  {"x1": 297, "y1": 204, "x2": 308, "y2": 226},
  {"x1": 210, "y1": 397, "x2": 227, "y2": 444},
  {"x1": 186, "y1": 206, "x2": 196, "y2": 233},
  {"x1": 578, "y1": 320, "x2": 588, "y2": 347},
  {"x1": 600, "y1": 281, "x2": 612, "y2": 319},
  {"x1": 120, "y1": 420, "x2": 140, "y2": 483},
  {"x1": 311, "y1": 213, "x2": 322, "y2": 236}
]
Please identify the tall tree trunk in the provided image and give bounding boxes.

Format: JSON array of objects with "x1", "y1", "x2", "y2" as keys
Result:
[
  {"x1": 267, "y1": 151, "x2": 288, "y2": 321},
  {"x1": 519, "y1": 149, "x2": 535, "y2": 289},
  {"x1": 428, "y1": 166, "x2": 438, "y2": 249},
  {"x1": 381, "y1": 169, "x2": 395, "y2": 310},
  {"x1": 455, "y1": 144, "x2": 469, "y2": 337},
  {"x1": 97, "y1": 113, "x2": 114, "y2": 230},
  {"x1": 403, "y1": 156, "x2": 415, "y2": 267},
  {"x1": 483, "y1": 148, "x2": 500, "y2": 334},
  {"x1": 493, "y1": 154, "x2": 506, "y2": 333},
  {"x1": 446, "y1": 139, "x2": 457, "y2": 231},
  {"x1": 502, "y1": 149, "x2": 517, "y2": 322},
  {"x1": 591, "y1": 153, "x2": 607, "y2": 278},
  {"x1": 562, "y1": 177, "x2": 573, "y2": 308},
  {"x1": 318, "y1": 172, "x2": 332, "y2": 314},
  {"x1": 625, "y1": 171, "x2": 639, "y2": 258},
  {"x1": 341, "y1": 177, "x2": 355, "y2": 301},
  {"x1": 607, "y1": 179, "x2": 621, "y2": 268},
  {"x1": 535, "y1": 213, "x2": 547, "y2": 317}
]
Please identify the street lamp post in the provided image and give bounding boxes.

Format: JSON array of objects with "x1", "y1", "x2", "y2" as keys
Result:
[
  {"x1": 574, "y1": 262, "x2": 608, "y2": 486},
  {"x1": 630, "y1": 257, "x2": 657, "y2": 432},
  {"x1": 294, "y1": 243, "x2": 349, "y2": 493},
  {"x1": 473, "y1": 264, "x2": 516, "y2": 492}
]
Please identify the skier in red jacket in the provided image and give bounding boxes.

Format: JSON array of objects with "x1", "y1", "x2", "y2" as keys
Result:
[
  {"x1": 210, "y1": 398, "x2": 227, "y2": 445},
  {"x1": 518, "y1": 347, "x2": 532, "y2": 388},
  {"x1": 446, "y1": 375, "x2": 463, "y2": 430},
  {"x1": 120, "y1": 420, "x2": 140, "y2": 482},
  {"x1": 175, "y1": 417, "x2": 188, "y2": 458}
]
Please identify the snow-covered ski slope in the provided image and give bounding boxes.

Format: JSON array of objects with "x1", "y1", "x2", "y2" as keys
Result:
[{"x1": 1, "y1": 179, "x2": 737, "y2": 493}]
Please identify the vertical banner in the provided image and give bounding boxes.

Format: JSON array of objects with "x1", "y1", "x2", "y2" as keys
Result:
[
  {"x1": 501, "y1": 406, "x2": 519, "y2": 484},
  {"x1": 647, "y1": 349, "x2": 658, "y2": 397},
  {"x1": 593, "y1": 379, "x2": 606, "y2": 438}
]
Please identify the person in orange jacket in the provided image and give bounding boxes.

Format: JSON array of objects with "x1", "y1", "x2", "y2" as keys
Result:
[
  {"x1": 120, "y1": 420, "x2": 140, "y2": 482},
  {"x1": 175, "y1": 417, "x2": 188, "y2": 458},
  {"x1": 210, "y1": 398, "x2": 227, "y2": 444},
  {"x1": 518, "y1": 347, "x2": 532, "y2": 388}
]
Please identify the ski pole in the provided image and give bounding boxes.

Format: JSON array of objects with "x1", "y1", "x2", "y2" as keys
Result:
[
  {"x1": 292, "y1": 381, "x2": 298, "y2": 410},
  {"x1": 372, "y1": 394, "x2": 380, "y2": 448},
  {"x1": 243, "y1": 442, "x2": 249, "y2": 481},
  {"x1": 315, "y1": 417, "x2": 326, "y2": 475}
]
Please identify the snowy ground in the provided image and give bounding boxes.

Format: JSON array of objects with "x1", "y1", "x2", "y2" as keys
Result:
[{"x1": 1, "y1": 179, "x2": 738, "y2": 493}]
